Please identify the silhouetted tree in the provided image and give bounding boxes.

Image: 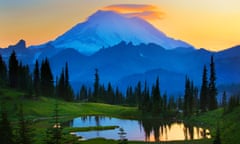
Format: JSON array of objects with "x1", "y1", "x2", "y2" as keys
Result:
[
  {"x1": 79, "y1": 85, "x2": 88, "y2": 101},
  {"x1": 184, "y1": 76, "x2": 191, "y2": 116},
  {"x1": 0, "y1": 103, "x2": 15, "y2": 144},
  {"x1": 33, "y1": 60, "x2": 40, "y2": 98},
  {"x1": 45, "y1": 100, "x2": 62, "y2": 144},
  {"x1": 16, "y1": 104, "x2": 34, "y2": 144},
  {"x1": 200, "y1": 65, "x2": 208, "y2": 112},
  {"x1": 126, "y1": 86, "x2": 135, "y2": 106},
  {"x1": 107, "y1": 82, "x2": 115, "y2": 104},
  {"x1": 152, "y1": 77, "x2": 161, "y2": 114},
  {"x1": 141, "y1": 81, "x2": 151, "y2": 112},
  {"x1": 135, "y1": 81, "x2": 141, "y2": 110},
  {"x1": 208, "y1": 56, "x2": 218, "y2": 110},
  {"x1": 40, "y1": 58, "x2": 54, "y2": 97},
  {"x1": 8, "y1": 50, "x2": 18, "y2": 88},
  {"x1": 64, "y1": 63, "x2": 73, "y2": 101},
  {"x1": 222, "y1": 91, "x2": 227, "y2": 111},
  {"x1": 0, "y1": 54, "x2": 7, "y2": 86},
  {"x1": 213, "y1": 125, "x2": 221, "y2": 144},
  {"x1": 57, "y1": 69, "x2": 65, "y2": 99},
  {"x1": 92, "y1": 69, "x2": 100, "y2": 102}
]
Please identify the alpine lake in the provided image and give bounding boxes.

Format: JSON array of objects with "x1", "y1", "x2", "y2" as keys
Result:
[{"x1": 66, "y1": 116, "x2": 211, "y2": 142}]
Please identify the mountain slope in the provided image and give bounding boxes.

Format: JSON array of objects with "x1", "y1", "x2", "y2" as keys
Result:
[{"x1": 50, "y1": 10, "x2": 192, "y2": 54}]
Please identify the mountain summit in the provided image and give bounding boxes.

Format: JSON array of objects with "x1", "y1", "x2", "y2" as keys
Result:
[{"x1": 50, "y1": 10, "x2": 192, "y2": 54}]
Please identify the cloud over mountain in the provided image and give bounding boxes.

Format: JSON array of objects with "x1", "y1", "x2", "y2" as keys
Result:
[{"x1": 102, "y1": 4, "x2": 165, "y2": 21}]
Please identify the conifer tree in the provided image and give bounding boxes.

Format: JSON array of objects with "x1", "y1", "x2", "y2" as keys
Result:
[
  {"x1": 142, "y1": 81, "x2": 151, "y2": 112},
  {"x1": 92, "y1": 69, "x2": 100, "y2": 102},
  {"x1": 126, "y1": 86, "x2": 135, "y2": 106},
  {"x1": 64, "y1": 62, "x2": 73, "y2": 101},
  {"x1": 8, "y1": 50, "x2": 18, "y2": 88},
  {"x1": 16, "y1": 104, "x2": 34, "y2": 144},
  {"x1": 135, "y1": 81, "x2": 141, "y2": 110},
  {"x1": 45, "y1": 100, "x2": 62, "y2": 144},
  {"x1": 208, "y1": 56, "x2": 218, "y2": 110},
  {"x1": 0, "y1": 103, "x2": 15, "y2": 144},
  {"x1": 0, "y1": 54, "x2": 7, "y2": 86},
  {"x1": 40, "y1": 58, "x2": 54, "y2": 97},
  {"x1": 107, "y1": 82, "x2": 114, "y2": 104},
  {"x1": 152, "y1": 77, "x2": 161, "y2": 114},
  {"x1": 184, "y1": 76, "x2": 191, "y2": 116},
  {"x1": 57, "y1": 69, "x2": 65, "y2": 99},
  {"x1": 200, "y1": 65, "x2": 208, "y2": 112},
  {"x1": 79, "y1": 85, "x2": 88, "y2": 101},
  {"x1": 33, "y1": 60, "x2": 40, "y2": 98},
  {"x1": 222, "y1": 91, "x2": 227, "y2": 110}
]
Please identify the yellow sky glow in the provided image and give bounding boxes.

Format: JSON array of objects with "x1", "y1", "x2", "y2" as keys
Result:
[{"x1": 1, "y1": 0, "x2": 240, "y2": 51}]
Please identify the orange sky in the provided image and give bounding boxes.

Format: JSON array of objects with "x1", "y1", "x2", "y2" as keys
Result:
[{"x1": 1, "y1": 0, "x2": 240, "y2": 51}]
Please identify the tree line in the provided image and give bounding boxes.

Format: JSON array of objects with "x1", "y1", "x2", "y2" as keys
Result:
[{"x1": 0, "y1": 50, "x2": 74, "y2": 101}]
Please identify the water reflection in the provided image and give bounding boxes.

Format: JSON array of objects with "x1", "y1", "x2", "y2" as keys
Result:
[{"x1": 67, "y1": 116, "x2": 211, "y2": 142}]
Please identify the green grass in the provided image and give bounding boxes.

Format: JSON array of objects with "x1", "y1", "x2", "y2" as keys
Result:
[{"x1": 1, "y1": 88, "x2": 239, "y2": 144}]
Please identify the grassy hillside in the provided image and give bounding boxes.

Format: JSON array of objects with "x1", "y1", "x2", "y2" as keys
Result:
[{"x1": 0, "y1": 88, "x2": 239, "y2": 144}]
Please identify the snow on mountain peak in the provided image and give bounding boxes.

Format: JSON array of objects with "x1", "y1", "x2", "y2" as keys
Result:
[{"x1": 51, "y1": 10, "x2": 192, "y2": 54}]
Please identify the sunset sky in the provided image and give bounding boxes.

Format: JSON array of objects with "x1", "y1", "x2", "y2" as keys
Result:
[{"x1": 1, "y1": 0, "x2": 240, "y2": 51}]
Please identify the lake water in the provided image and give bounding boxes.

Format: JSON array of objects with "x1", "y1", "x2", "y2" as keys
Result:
[{"x1": 68, "y1": 116, "x2": 211, "y2": 142}]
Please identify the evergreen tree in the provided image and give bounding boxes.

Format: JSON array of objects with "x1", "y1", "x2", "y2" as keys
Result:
[
  {"x1": 200, "y1": 65, "x2": 208, "y2": 112},
  {"x1": 135, "y1": 81, "x2": 142, "y2": 110},
  {"x1": 115, "y1": 86, "x2": 123, "y2": 105},
  {"x1": 162, "y1": 92, "x2": 167, "y2": 112},
  {"x1": 79, "y1": 85, "x2": 88, "y2": 101},
  {"x1": 168, "y1": 96, "x2": 176, "y2": 111},
  {"x1": 177, "y1": 96, "x2": 183, "y2": 111},
  {"x1": 208, "y1": 56, "x2": 218, "y2": 110},
  {"x1": 57, "y1": 69, "x2": 65, "y2": 99},
  {"x1": 92, "y1": 69, "x2": 100, "y2": 102},
  {"x1": 18, "y1": 64, "x2": 32, "y2": 95},
  {"x1": 33, "y1": 60, "x2": 40, "y2": 98},
  {"x1": 213, "y1": 125, "x2": 221, "y2": 144},
  {"x1": 107, "y1": 82, "x2": 114, "y2": 104},
  {"x1": 152, "y1": 77, "x2": 161, "y2": 114},
  {"x1": 40, "y1": 58, "x2": 54, "y2": 97},
  {"x1": 64, "y1": 62, "x2": 73, "y2": 101},
  {"x1": 184, "y1": 76, "x2": 191, "y2": 116},
  {"x1": 222, "y1": 91, "x2": 227, "y2": 110},
  {"x1": 0, "y1": 54, "x2": 7, "y2": 86},
  {"x1": 0, "y1": 104, "x2": 15, "y2": 144},
  {"x1": 8, "y1": 50, "x2": 18, "y2": 88},
  {"x1": 16, "y1": 104, "x2": 34, "y2": 144},
  {"x1": 45, "y1": 100, "x2": 62, "y2": 144},
  {"x1": 126, "y1": 86, "x2": 135, "y2": 106},
  {"x1": 142, "y1": 81, "x2": 151, "y2": 112}
]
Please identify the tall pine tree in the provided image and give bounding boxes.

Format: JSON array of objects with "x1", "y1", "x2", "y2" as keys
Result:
[
  {"x1": 40, "y1": 58, "x2": 54, "y2": 97},
  {"x1": 208, "y1": 56, "x2": 218, "y2": 110},
  {"x1": 152, "y1": 77, "x2": 161, "y2": 114},
  {"x1": 200, "y1": 65, "x2": 208, "y2": 112},
  {"x1": 0, "y1": 103, "x2": 15, "y2": 144},
  {"x1": 92, "y1": 69, "x2": 100, "y2": 102},
  {"x1": 16, "y1": 104, "x2": 34, "y2": 144},
  {"x1": 8, "y1": 50, "x2": 18, "y2": 88},
  {"x1": 0, "y1": 54, "x2": 7, "y2": 86},
  {"x1": 33, "y1": 60, "x2": 40, "y2": 98}
]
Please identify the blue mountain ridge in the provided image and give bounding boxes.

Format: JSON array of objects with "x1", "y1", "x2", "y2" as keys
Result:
[{"x1": 0, "y1": 40, "x2": 240, "y2": 97}]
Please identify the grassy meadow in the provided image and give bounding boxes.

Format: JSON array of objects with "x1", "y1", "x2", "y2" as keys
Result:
[{"x1": 0, "y1": 88, "x2": 239, "y2": 144}]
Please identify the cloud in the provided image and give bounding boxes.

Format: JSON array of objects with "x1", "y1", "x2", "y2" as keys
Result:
[{"x1": 102, "y1": 4, "x2": 164, "y2": 21}]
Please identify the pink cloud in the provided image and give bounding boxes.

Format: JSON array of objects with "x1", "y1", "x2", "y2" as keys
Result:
[{"x1": 102, "y1": 4, "x2": 165, "y2": 21}]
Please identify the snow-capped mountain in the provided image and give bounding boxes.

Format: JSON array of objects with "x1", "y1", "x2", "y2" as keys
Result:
[{"x1": 49, "y1": 10, "x2": 192, "y2": 54}]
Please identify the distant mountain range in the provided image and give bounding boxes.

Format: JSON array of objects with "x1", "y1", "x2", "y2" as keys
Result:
[{"x1": 0, "y1": 10, "x2": 240, "y2": 96}]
